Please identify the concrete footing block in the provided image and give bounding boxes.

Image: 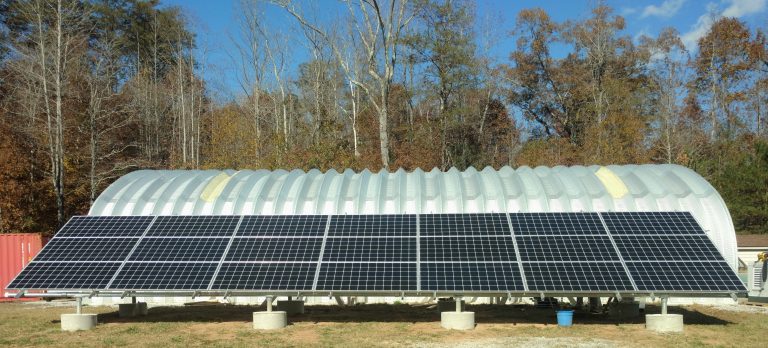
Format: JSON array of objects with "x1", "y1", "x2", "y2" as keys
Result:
[
  {"x1": 645, "y1": 314, "x2": 684, "y2": 333},
  {"x1": 119, "y1": 302, "x2": 148, "y2": 317},
  {"x1": 277, "y1": 300, "x2": 304, "y2": 315},
  {"x1": 437, "y1": 300, "x2": 464, "y2": 312},
  {"x1": 441, "y1": 312, "x2": 475, "y2": 330},
  {"x1": 119, "y1": 303, "x2": 137, "y2": 317},
  {"x1": 136, "y1": 302, "x2": 148, "y2": 316},
  {"x1": 61, "y1": 314, "x2": 97, "y2": 331},
  {"x1": 609, "y1": 301, "x2": 640, "y2": 318},
  {"x1": 253, "y1": 311, "x2": 287, "y2": 330}
]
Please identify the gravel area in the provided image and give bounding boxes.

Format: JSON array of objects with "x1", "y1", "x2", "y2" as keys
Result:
[{"x1": 710, "y1": 303, "x2": 768, "y2": 314}]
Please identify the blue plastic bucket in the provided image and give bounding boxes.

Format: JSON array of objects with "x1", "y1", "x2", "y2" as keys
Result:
[{"x1": 556, "y1": 310, "x2": 574, "y2": 327}]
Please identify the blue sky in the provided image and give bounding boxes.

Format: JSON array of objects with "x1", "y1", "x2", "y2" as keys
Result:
[{"x1": 164, "y1": 0, "x2": 767, "y2": 100}]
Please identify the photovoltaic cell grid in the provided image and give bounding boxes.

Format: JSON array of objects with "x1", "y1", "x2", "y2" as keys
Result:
[
  {"x1": 145, "y1": 215, "x2": 240, "y2": 236},
  {"x1": 510, "y1": 212, "x2": 607, "y2": 235},
  {"x1": 33, "y1": 238, "x2": 138, "y2": 261},
  {"x1": 212, "y1": 263, "x2": 317, "y2": 290},
  {"x1": 323, "y1": 237, "x2": 416, "y2": 262},
  {"x1": 421, "y1": 263, "x2": 524, "y2": 291},
  {"x1": 237, "y1": 215, "x2": 327, "y2": 236},
  {"x1": 316, "y1": 263, "x2": 417, "y2": 291},
  {"x1": 6, "y1": 212, "x2": 747, "y2": 294},
  {"x1": 420, "y1": 236, "x2": 517, "y2": 262},
  {"x1": 328, "y1": 215, "x2": 415, "y2": 236},
  {"x1": 55, "y1": 216, "x2": 154, "y2": 237},
  {"x1": 420, "y1": 213, "x2": 509, "y2": 236},
  {"x1": 225, "y1": 238, "x2": 322, "y2": 262},
  {"x1": 516, "y1": 235, "x2": 620, "y2": 261},
  {"x1": 523, "y1": 263, "x2": 635, "y2": 291},
  {"x1": 601, "y1": 212, "x2": 705, "y2": 235}
]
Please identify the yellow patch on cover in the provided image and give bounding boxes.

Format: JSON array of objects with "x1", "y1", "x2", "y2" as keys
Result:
[
  {"x1": 595, "y1": 167, "x2": 629, "y2": 199},
  {"x1": 200, "y1": 173, "x2": 232, "y2": 202}
]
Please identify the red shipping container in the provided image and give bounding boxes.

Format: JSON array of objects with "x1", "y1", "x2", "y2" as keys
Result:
[{"x1": 0, "y1": 233, "x2": 47, "y2": 300}]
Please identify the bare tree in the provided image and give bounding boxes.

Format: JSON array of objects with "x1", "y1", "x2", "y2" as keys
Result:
[
  {"x1": 273, "y1": 0, "x2": 414, "y2": 169},
  {"x1": 8, "y1": 0, "x2": 89, "y2": 226}
]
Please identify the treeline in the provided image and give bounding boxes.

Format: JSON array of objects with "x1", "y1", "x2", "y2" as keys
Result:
[{"x1": 0, "y1": 0, "x2": 766, "y2": 235}]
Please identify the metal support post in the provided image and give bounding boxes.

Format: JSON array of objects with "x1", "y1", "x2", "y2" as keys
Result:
[
  {"x1": 76, "y1": 297, "x2": 83, "y2": 315},
  {"x1": 132, "y1": 296, "x2": 136, "y2": 305},
  {"x1": 661, "y1": 297, "x2": 668, "y2": 315},
  {"x1": 456, "y1": 297, "x2": 462, "y2": 313},
  {"x1": 266, "y1": 296, "x2": 273, "y2": 312}
]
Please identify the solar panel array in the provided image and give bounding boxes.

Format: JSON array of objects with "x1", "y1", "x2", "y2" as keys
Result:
[{"x1": 8, "y1": 212, "x2": 746, "y2": 295}]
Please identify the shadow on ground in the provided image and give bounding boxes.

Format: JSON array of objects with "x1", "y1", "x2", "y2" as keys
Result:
[{"x1": 95, "y1": 302, "x2": 731, "y2": 326}]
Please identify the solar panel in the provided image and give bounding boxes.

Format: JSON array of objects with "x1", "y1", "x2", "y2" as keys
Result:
[
  {"x1": 145, "y1": 216, "x2": 240, "y2": 237},
  {"x1": 420, "y1": 213, "x2": 509, "y2": 236},
  {"x1": 56, "y1": 216, "x2": 154, "y2": 237},
  {"x1": 109, "y1": 262, "x2": 218, "y2": 290},
  {"x1": 627, "y1": 261, "x2": 746, "y2": 291},
  {"x1": 323, "y1": 237, "x2": 416, "y2": 262},
  {"x1": 601, "y1": 212, "x2": 705, "y2": 235},
  {"x1": 523, "y1": 262, "x2": 634, "y2": 291},
  {"x1": 8, "y1": 262, "x2": 122, "y2": 289},
  {"x1": 613, "y1": 235, "x2": 724, "y2": 261},
  {"x1": 33, "y1": 238, "x2": 138, "y2": 261},
  {"x1": 316, "y1": 263, "x2": 417, "y2": 291},
  {"x1": 6, "y1": 212, "x2": 747, "y2": 296},
  {"x1": 329, "y1": 215, "x2": 415, "y2": 237},
  {"x1": 211, "y1": 263, "x2": 316, "y2": 290},
  {"x1": 420, "y1": 262, "x2": 524, "y2": 291},
  {"x1": 224, "y1": 238, "x2": 323, "y2": 262},
  {"x1": 237, "y1": 215, "x2": 327, "y2": 237},
  {"x1": 128, "y1": 238, "x2": 230, "y2": 262},
  {"x1": 515, "y1": 235, "x2": 620, "y2": 261},
  {"x1": 420, "y1": 236, "x2": 517, "y2": 262},
  {"x1": 510, "y1": 212, "x2": 607, "y2": 235}
]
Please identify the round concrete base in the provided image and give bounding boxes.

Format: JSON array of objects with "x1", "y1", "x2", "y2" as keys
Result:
[
  {"x1": 646, "y1": 314, "x2": 684, "y2": 333},
  {"x1": 253, "y1": 311, "x2": 287, "y2": 330},
  {"x1": 277, "y1": 300, "x2": 304, "y2": 315},
  {"x1": 441, "y1": 311, "x2": 475, "y2": 330},
  {"x1": 61, "y1": 314, "x2": 97, "y2": 331},
  {"x1": 609, "y1": 302, "x2": 640, "y2": 319},
  {"x1": 437, "y1": 300, "x2": 464, "y2": 312}
]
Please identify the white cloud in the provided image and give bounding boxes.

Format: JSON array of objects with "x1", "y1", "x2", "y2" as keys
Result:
[
  {"x1": 641, "y1": 0, "x2": 686, "y2": 18},
  {"x1": 722, "y1": 0, "x2": 767, "y2": 17},
  {"x1": 681, "y1": 0, "x2": 767, "y2": 50},
  {"x1": 622, "y1": 7, "x2": 638, "y2": 16}
]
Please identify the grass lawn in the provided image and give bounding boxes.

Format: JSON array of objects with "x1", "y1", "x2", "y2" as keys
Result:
[{"x1": 0, "y1": 301, "x2": 764, "y2": 347}]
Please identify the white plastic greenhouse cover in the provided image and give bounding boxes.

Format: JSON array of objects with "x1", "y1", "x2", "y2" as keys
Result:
[{"x1": 90, "y1": 164, "x2": 738, "y2": 269}]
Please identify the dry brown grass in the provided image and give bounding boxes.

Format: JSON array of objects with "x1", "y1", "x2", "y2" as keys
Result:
[{"x1": 0, "y1": 301, "x2": 764, "y2": 347}]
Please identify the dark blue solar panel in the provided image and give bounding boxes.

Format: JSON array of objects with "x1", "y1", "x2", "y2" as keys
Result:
[
  {"x1": 211, "y1": 263, "x2": 316, "y2": 290},
  {"x1": 7, "y1": 262, "x2": 122, "y2": 289},
  {"x1": 523, "y1": 262, "x2": 634, "y2": 291},
  {"x1": 420, "y1": 236, "x2": 517, "y2": 262},
  {"x1": 145, "y1": 216, "x2": 240, "y2": 237},
  {"x1": 323, "y1": 237, "x2": 416, "y2": 262},
  {"x1": 627, "y1": 261, "x2": 746, "y2": 292},
  {"x1": 316, "y1": 263, "x2": 417, "y2": 291},
  {"x1": 109, "y1": 262, "x2": 218, "y2": 290},
  {"x1": 601, "y1": 212, "x2": 705, "y2": 235},
  {"x1": 420, "y1": 262, "x2": 524, "y2": 291},
  {"x1": 329, "y1": 215, "x2": 415, "y2": 237},
  {"x1": 225, "y1": 238, "x2": 322, "y2": 262},
  {"x1": 420, "y1": 213, "x2": 510, "y2": 236},
  {"x1": 34, "y1": 238, "x2": 138, "y2": 261},
  {"x1": 129, "y1": 238, "x2": 230, "y2": 262},
  {"x1": 510, "y1": 212, "x2": 607, "y2": 235},
  {"x1": 56, "y1": 216, "x2": 154, "y2": 237},
  {"x1": 515, "y1": 235, "x2": 619, "y2": 261},
  {"x1": 236, "y1": 215, "x2": 328, "y2": 237}
]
